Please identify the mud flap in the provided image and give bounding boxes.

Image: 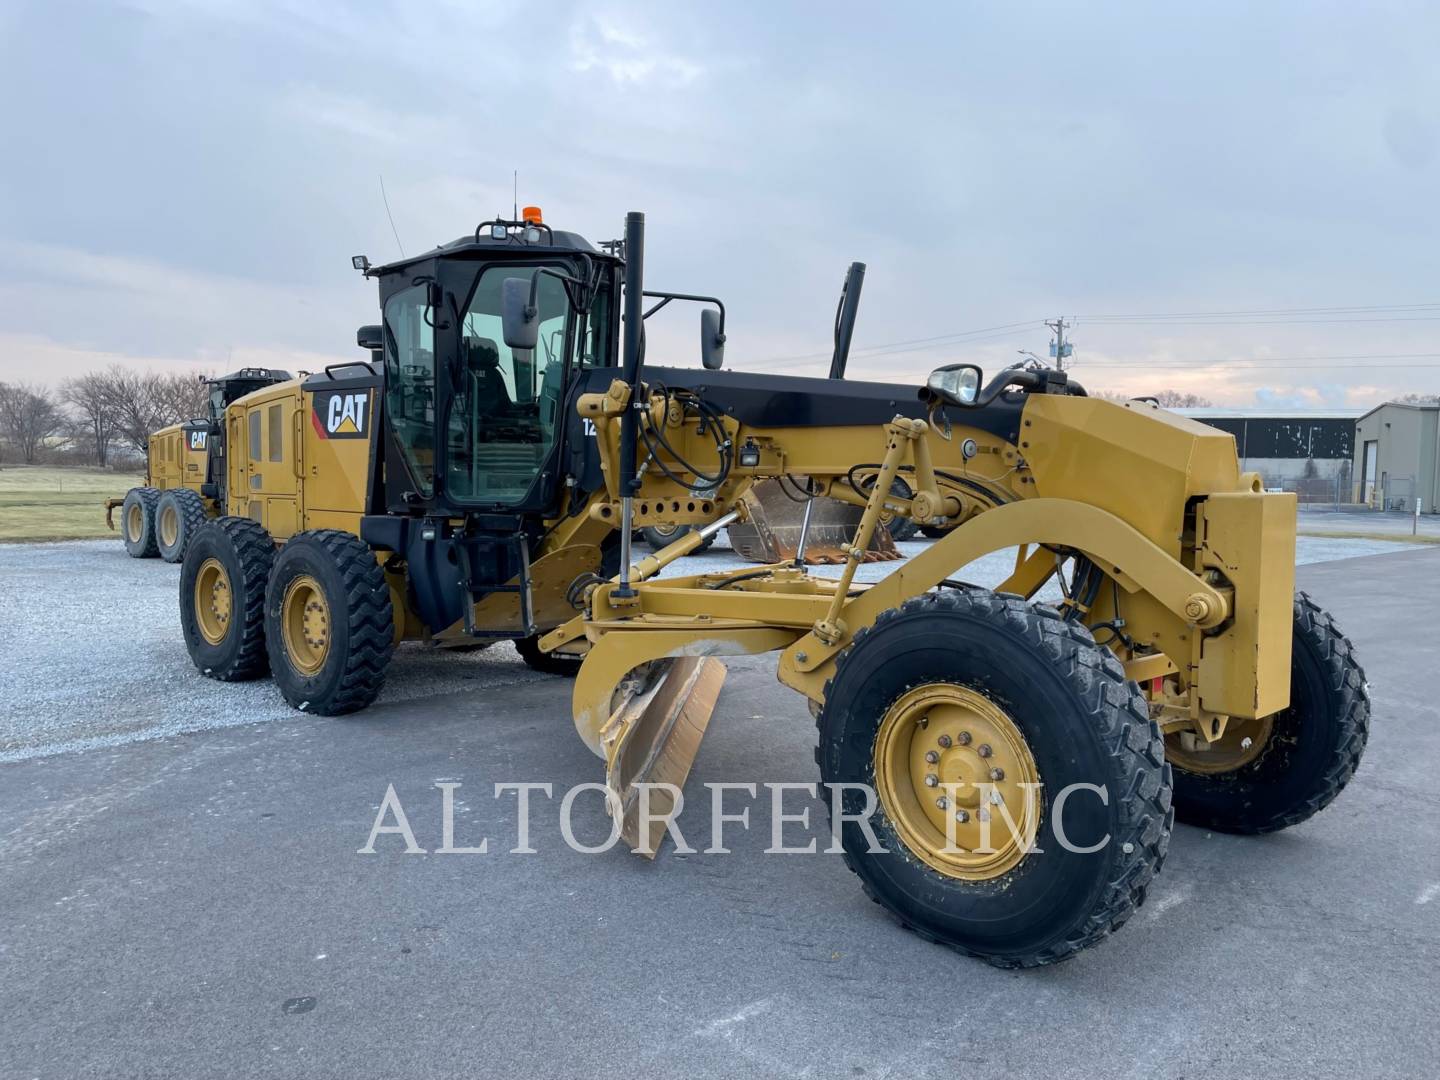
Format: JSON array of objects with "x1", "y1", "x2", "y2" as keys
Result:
[
  {"x1": 601, "y1": 656, "x2": 727, "y2": 856},
  {"x1": 727, "y1": 479, "x2": 901, "y2": 565}
]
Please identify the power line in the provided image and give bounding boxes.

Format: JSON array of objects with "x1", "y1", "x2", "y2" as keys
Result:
[
  {"x1": 1074, "y1": 301, "x2": 1440, "y2": 320},
  {"x1": 762, "y1": 320, "x2": 1043, "y2": 367},
  {"x1": 1077, "y1": 316, "x2": 1440, "y2": 327},
  {"x1": 1079, "y1": 352, "x2": 1440, "y2": 369}
]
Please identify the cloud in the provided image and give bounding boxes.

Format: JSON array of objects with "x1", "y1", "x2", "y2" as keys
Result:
[
  {"x1": 1382, "y1": 106, "x2": 1435, "y2": 170},
  {"x1": 2, "y1": 1, "x2": 1439, "y2": 415},
  {"x1": 568, "y1": 14, "x2": 703, "y2": 87}
]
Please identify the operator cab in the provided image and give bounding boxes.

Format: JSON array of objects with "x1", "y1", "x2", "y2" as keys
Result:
[
  {"x1": 198, "y1": 367, "x2": 292, "y2": 501},
  {"x1": 362, "y1": 212, "x2": 622, "y2": 519}
]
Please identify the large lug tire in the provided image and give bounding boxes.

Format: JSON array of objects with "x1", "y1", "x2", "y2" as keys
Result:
[
  {"x1": 155, "y1": 488, "x2": 208, "y2": 564},
  {"x1": 264, "y1": 530, "x2": 395, "y2": 716},
  {"x1": 120, "y1": 487, "x2": 161, "y2": 559},
  {"x1": 1169, "y1": 592, "x2": 1369, "y2": 834},
  {"x1": 817, "y1": 589, "x2": 1172, "y2": 968},
  {"x1": 640, "y1": 522, "x2": 715, "y2": 553},
  {"x1": 180, "y1": 517, "x2": 274, "y2": 681},
  {"x1": 514, "y1": 633, "x2": 583, "y2": 676}
]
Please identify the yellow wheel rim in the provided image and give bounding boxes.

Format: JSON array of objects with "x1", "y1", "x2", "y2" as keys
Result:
[
  {"x1": 194, "y1": 557, "x2": 232, "y2": 646},
  {"x1": 873, "y1": 684, "x2": 1042, "y2": 880},
  {"x1": 1165, "y1": 712, "x2": 1274, "y2": 775},
  {"x1": 281, "y1": 574, "x2": 331, "y2": 676},
  {"x1": 125, "y1": 504, "x2": 143, "y2": 542},
  {"x1": 159, "y1": 504, "x2": 178, "y2": 548}
]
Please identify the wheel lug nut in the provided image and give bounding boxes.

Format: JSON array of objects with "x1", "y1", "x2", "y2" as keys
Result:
[
  {"x1": 989, "y1": 767, "x2": 1005, "y2": 781},
  {"x1": 955, "y1": 810, "x2": 969, "y2": 823},
  {"x1": 937, "y1": 734, "x2": 952, "y2": 748},
  {"x1": 978, "y1": 808, "x2": 991, "y2": 822},
  {"x1": 924, "y1": 774, "x2": 939, "y2": 788},
  {"x1": 977, "y1": 744, "x2": 992, "y2": 758},
  {"x1": 936, "y1": 796, "x2": 948, "y2": 809},
  {"x1": 924, "y1": 750, "x2": 939, "y2": 764},
  {"x1": 957, "y1": 731, "x2": 972, "y2": 745}
]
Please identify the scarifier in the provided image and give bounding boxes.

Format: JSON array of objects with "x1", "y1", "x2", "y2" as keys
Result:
[{"x1": 176, "y1": 208, "x2": 1369, "y2": 967}]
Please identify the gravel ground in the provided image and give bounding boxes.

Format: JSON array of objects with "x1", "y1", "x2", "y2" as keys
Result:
[{"x1": 0, "y1": 531, "x2": 1417, "y2": 762}]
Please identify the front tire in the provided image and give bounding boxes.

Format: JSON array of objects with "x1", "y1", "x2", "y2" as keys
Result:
[
  {"x1": 878, "y1": 478, "x2": 918, "y2": 542},
  {"x1": 180, "y1": 517, "x2": 274, "y2": 680},
  {"x1": 120, "y1": 487, "x2": 161, "y2": 558},
  {"x1": 155, "y1": 488, "x2": 207, "y2": 564},
  {"x1": 640, "y1": 522, "x2": 715, "y2": 553},
  {"x1": 514, "y1": 633, "x2": 583, "y2": 676},
  {"x1": 1169, "y1": 592, "x2": 1369, "y2": 834},
  {"x1": 264, "y1": 530, "x2": 395, "y2": 716},
  {"x1": 817, "y1": 590, "x2": 1172, "y2": 968}
]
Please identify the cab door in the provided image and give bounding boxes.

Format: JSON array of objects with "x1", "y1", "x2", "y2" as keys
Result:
[{"x1": 237, "y1": 392, "x2": 302, "y2": 538}]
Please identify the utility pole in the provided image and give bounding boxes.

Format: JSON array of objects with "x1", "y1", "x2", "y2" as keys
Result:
[{"x1": 1046, "y1": 317, "x2": 1073, "y2": 370}]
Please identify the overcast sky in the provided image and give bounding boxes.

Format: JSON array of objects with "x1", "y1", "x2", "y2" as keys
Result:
[{"x1": 1, "y1": 0, "x2": 1436, "y2": 407}]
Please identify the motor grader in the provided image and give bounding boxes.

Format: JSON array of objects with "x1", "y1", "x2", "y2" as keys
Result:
[
  {"x1": 177, "y1": 209, "x2": 1368, "y2": 968},
  {"x1": 108, "y1": 368, "x2": 290, "y2": 561}
]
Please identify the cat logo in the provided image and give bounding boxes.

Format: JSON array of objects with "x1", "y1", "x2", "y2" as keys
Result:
[
  {"x1": 188, "y1": 430, "x2": 207, "y2": 451},
  {"x1": 312, "y1": 391, "x2": 369, "y2": 440}
]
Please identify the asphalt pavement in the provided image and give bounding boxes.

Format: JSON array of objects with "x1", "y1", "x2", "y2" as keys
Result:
[{"x1": 2, "y1": 547, "x2": 1438, "y2": 1078}]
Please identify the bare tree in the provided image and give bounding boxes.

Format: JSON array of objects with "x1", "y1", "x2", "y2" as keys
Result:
[
  {"x1": 150, "y1": 371, "x2": 210, "y2": 425},
  {"x1": 0, "y1": 382, "x2": 67, "y2": 464},
  {"x1": 1152, "y1": 390, "x2": 1213, "y2": 408},
  {"x1": 101, "y1": 368, "x2": 212, "y2": 455},
  {"x1": 0, "y1": 381, "x2": 10, "y2": 465},
  {"x1": 99, "y1": 368, "x2": 164, "y2": 457},
  {"x1": 1091, "y1": 388, "x2": 1214, "y2": 407},
  {"x1": 62, "y1": 372, "x2": 119, "y2": 467},
  {"x1": 1395, "y1": 392, "x2": 1440, "y2": 405}
]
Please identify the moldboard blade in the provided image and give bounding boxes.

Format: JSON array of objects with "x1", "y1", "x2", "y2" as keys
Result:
[{"x1": 603, "y1": 656, "x2": 727, "y2": 857}]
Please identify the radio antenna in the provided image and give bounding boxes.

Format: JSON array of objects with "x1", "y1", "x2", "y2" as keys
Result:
[
  {"x1": 513, "y1": 170, "x2": 518, "y2": 220},
  {"x1": 379, "y1": 174, "x2": 405, "y2": 257}
]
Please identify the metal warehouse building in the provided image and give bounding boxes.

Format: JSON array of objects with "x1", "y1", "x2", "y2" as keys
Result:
[
  {"x1": 1353, "y1": 401, "x2": 1440, "y2": 512},
  {"x1": 1179, "y1": 408, "x2": 1361, "y2": 499}
]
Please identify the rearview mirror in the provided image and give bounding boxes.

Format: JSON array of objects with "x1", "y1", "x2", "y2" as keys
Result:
[
  {"x1": 501, "y1": 276, "x2": 539, "y2": 350},
  {"x1": 925, "y1": 364, "x2": 982, "y2": 407},
  {"x1": 700, "y1": 308, "x2": 725, "y2": 370},
  {"x1": 356, "y1": 324, "x2": 383, "y2": 351}
]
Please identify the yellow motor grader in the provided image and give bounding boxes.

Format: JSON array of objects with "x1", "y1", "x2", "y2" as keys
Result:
[
  {"x1": 177, "y1": 209, "x2": 1368, "y2": 967},
  {"x1": 107, "y1": 368, "x2": 290, "y2": 561}
]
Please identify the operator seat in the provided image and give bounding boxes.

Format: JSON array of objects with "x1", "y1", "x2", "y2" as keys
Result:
[{"x1": 464, "y1": 337, "x2": 515, "y2": 417}]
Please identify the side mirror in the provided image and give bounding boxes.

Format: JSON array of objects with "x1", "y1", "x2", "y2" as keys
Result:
[
  {"x1": 356, "y1": 324, "x2": 383, "y2": 351},
  {"x1": 924, "y1": 364, "x2": 983, "y2": 407},
  {"x1": 501, "y1": 276, "x2": 540, "y2": 350},
  {"x1": 700, "y1": 307, "x2": 726, "y2": 370}
]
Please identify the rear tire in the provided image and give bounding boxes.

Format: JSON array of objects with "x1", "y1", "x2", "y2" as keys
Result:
[
  {"x1": 514, "y1": 633, "x2": 583, "y2": 676},
  {"x1": 817, "y1": 590, "x2": 1172, "y2": 968},
  {"x1": 264, "y1": 530, "x2": 395, "y2": 716},
  {"x1": 120, "y1": 487, "x2": 161, "y2": 559},
  {"x1": 156, "y1": 488, "x2": 207, "y2": 564},
  {"x1": 641, "y1": 523, "x2": 715, "y2": 553},
  {"x1": 180, "y1": 517, "x2": 274, "y2": 680},
  {"x1": 1169, "y1": 592, "x2": 1369, "y2": 834}
]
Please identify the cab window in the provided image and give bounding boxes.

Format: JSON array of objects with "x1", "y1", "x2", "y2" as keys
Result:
[
  {"x1": 382, "y1": 283, "x2": 437, "y2": 495},
  {"x1": 446, "y1": 265, "x2": 572, "y2": 505}
]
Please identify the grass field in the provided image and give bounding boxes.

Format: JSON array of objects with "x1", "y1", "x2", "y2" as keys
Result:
[{"x1": 0, "y1": 465, "x2": 145, "y2": 542}]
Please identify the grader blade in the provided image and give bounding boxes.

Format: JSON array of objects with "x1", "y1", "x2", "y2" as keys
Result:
[
  {"x1": 602, "y1": 656, "x2": 727, "y2": 856},
  {"x1": 727, "y1": 479, "x2": 902, "y2": 565}
]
